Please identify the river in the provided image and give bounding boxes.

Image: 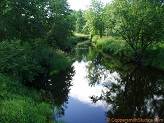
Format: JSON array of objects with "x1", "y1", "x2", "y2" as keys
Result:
[
  {"x1": 32, "y1": 44, "x2": 164, "y2": 123},
  {"x1": 55, "y1": 44, "x2": 164, "y2": 123}
]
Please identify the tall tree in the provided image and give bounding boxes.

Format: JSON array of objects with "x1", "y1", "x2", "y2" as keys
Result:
[
  {"x1": 0, "y1": 0, "x2": 46, "y2": 41},
  {"x1": 84, "y1": 0, "x2": 105, "y2": 38},
  {"x1": 46, "y1": 0, "x2": 75, "y2": 50},
  {"x1": 107, "y1": 0, "x2": 164, "y2": 58},
  {"x1": 75, "y1": 10, "x2": 86, "y2": 33}
]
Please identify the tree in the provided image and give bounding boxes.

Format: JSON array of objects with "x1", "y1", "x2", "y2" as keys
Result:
[
  {"x1": 75, "y1": 10, "x2": 86, "y2": 33},
  {"x1": 107, "y1": 0, "x2": 164, "y2": 59},
  {"x1": 103, "y1": 3, "x2": 116, "y2": 36},
  {"x1": 84, "y1": 0, "x2": 105, "y2": 38},
  {"x1": 46, "y1": 0, "x2": 75, "y2": 50},
  {"x1": 0, "y1": 0, "x2": 46, "y2": 41}
]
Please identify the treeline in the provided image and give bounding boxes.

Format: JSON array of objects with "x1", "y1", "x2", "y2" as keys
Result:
[
  {"x1": 74, "y1": 0, "x2": 164, "y2": 65},
  {"x1": 0, "y1": 0, "x2": 75, "y2": 122}
]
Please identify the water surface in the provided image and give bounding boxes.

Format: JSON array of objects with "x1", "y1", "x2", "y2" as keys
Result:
[
  {"x1": 35, "y1": 45, "x2": 164, "y2": 123},
  {"x1": 58, "y1": 46, "x2": 164, "y2": 122}
]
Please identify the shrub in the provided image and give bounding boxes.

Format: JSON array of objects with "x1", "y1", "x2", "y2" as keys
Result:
[
  {"x1": 0, "y1": 39, "x2": 41, "y2": 82},
  {"x1": 0, "y1": 39, "x2": 71, "y2": 83},
  {"x1": 93, "y1": 36, "x2": 133, "y2": 56},
  {"x1": 0, "y1": 74, "x2": 54, "y2": 123},
  {"x1": 0, "y1": 99, "x2": 53, "y2": 123}
]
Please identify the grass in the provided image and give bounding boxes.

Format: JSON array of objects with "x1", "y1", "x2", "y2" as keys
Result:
[
  {"x1": 92, "y1": 36, "x2": 164, "y2": 71},
  {"x1": 0, "y1": 74, "x2": 55, "y2": 123},
  {"x1": 92, "y1": 36, "x2": 133, "y2": 56},
  {"x1": 74, "y1": 33, "x2": 90, "y2": 37},
  {"x1": 0, "y1": 73, "x2": 67, "y2": 123}
]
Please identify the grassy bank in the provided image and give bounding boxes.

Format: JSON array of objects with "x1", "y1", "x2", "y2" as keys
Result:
[
  {"x1": 92, "y1": 36, "x2": 164, "y2": 70},
  {"x1": 74, "y1": 33, "x2": 90, "y2": 42},
  {"x1": 0, "y1": 39, "x2": 71, "y2": 123},
  {"x1": 0, "y1": 74, "x2": 54, "y2": 123},
  {"x1": 92, "y1": 36, "x2": 133, "y2": 56}
]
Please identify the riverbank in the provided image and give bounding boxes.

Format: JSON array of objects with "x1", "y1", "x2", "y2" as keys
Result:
[
  {"x1": 92, "y1": 36, "x2": 164, "y2": 71},
  {"x1": 0, "y1": 40, "x2": 71, "y2": 123},
  {"x1": 0, "y1": 74, "x2": 54, "y2": 122}
]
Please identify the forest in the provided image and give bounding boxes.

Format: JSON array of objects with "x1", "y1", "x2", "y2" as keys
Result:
[
  {"x1": 75, "y1": 0, "x2": 164, "y2": 69},
  {"x1": 0, "y1": 0, "x2": 163, "y2": 122}
]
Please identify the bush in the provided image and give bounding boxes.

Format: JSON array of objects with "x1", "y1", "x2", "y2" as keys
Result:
[
  {"x1": 0, "y1": 74, "x2": 54, "y2": 123},
  {"x1": 0, "y1": 100, "x2": 53, "y2": 123},
  {"x1": 0, "y1": 39, "x2": 71, "y2": 83},
  {"x1": 0, "y1": 39, "x2": 41, "y2": 82},
  {"x1": 93, "y1": 36, "x2": 132, "y2": 56}
]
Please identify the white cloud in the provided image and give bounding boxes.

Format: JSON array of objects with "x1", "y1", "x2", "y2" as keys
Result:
[{"x1": 69, "y1": 61, "x2": 120, "y2": 110}]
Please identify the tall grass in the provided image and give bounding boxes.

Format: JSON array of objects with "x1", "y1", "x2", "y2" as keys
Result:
[
  {"x1": 92, "y1": 36, "x2": 164, "y2": 70},
  {"x1": 92, "y1": 36, "x2": 133, "y2": 56},
  {"x1": 0, "y1": 39, "x2": 71, "y2": 122},
  {"x1": 0, "y1": 74, "x2": 54, "y2": 123}
]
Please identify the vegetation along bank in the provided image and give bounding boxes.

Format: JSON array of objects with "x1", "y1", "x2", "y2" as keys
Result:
[
  {"x1": 0, "y1": 0, "x2": 76, "y2": 122},
  {"x1": 74, "y1": 0, "x2": 164, "y2": 70},
  {"x1": 0, "y1": 0, "x2": 164, "y2": 122}
]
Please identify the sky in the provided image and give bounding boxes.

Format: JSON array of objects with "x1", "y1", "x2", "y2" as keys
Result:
[
  {"x1": 67, "y1": 0, "x2": 112, "y2": 10},
  {"x1": 69, "y1": 61, "x2": 120, "y2": 110}
]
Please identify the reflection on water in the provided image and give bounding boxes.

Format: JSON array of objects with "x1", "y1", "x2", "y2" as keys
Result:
[
  {"x1": 70, "y1": 61, "x2": 110, "y2": 109},
  {"x1": 69, "y1": 46, "x2": 164, "y2": 122},
  {"x1": 85, "y1": 48, "x2": 164, "y2": 121},
  {"x1": 27, "y1": 66, "x2": 75, "y2": 117},
  {"x1": 30, "y1": 45, "x2": 164, "y2": 123}
]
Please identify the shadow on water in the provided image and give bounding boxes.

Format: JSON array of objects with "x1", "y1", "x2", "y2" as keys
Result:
[
  {"x1": 85, "y1": 48, "x2": 164, "y2": 122},
  {"x1": 26, "y1": 66, "x2": 75, "y2": 118},
  {"x1": 27, "y1": 44, "x2": 164, "y2": 123}
]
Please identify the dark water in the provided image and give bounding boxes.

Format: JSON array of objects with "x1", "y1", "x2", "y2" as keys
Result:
[
  {"x1": 58, "y1": 46, "x2": 164, "y2": 123},
  {"x1": 31, "y1": 45, "x2": 164, "y2": 123}
]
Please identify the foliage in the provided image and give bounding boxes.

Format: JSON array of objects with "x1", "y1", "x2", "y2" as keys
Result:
[
  {"x1": 74, "y1": 10, "x2": 87, "y2": 33},
  {"x1": 0, "y1": 0, "x2": 46, "y2": 41},
  {"x1": 0, "y1": 74, "x2": 54, "y2": 123},
  {"x1": 46, "y1": 0, "x2": 75, "y2": 50},
  {"x1": 0, "y1": 39, "x2": 38, "y2": 82},
  {"x1": 0, "y1": 39, "x2": 71, "y2": 83},
  {"x1": 93, "y1": 36, "x2": 132, "y2": 56},
  {"x1": 105, "y1": 0, "x2": 164, "y2": 56},
  {"x1": 144, "y1": 44, "x2": 164, "y2": 70},
  {"x1": 0, "y1": 0, "x2": 76, "y2": 50},
  {"x1": 0, "y1": 0, "x2": 74, "y2": 122},
  {"x1": 84, "y1": 0, "x2": 105, "y2": 38}
]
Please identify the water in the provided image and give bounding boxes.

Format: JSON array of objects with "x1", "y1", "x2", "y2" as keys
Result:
[
  {"x1": 58, "y1": 46, "x2": 164, "y2": 123},
  {"x1": 32, "y1": 45, "x2": 164, "y2": 123},
  {"x1": 61, "y1": 61, "x2": 109, "y2": 123}
]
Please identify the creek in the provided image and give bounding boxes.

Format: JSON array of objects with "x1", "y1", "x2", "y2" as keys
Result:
[
  {"x1": 58, "y1": 44, "x2": 164, "y2": 123},
  {"x1": 32, "y1": 44, "x2": 164, "y2": 123}
]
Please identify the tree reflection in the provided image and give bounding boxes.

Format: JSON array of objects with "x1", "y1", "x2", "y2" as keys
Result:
[
  {"x1": 104, "y1": 66, "x2": 164, "y2": 119},
  {"x1": 70, "y1": 45, "x2": 90, "y2": 62},
  {"x1": 86, "y1": 48, "x2": 164, "y2": 122},
  {"x1": 27, "y1": 66, "x2": 75, "y2": 117}
]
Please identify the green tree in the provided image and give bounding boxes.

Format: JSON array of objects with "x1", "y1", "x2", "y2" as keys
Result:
[
  {"x1": 84, "y1": 0, "x2": 105, "y2": 38},
  {"x1": 75, "y1": 10, "x2": 86, "y2": 33},
  {"x1": 0, "y1": 0, "x2": 46, "y2": 41},
  {"x1": 103, "y1": 3, "x2": 116, "y2": 36},
  {"x1": 46, "y1": 0, "x2": 75, "y2": 50},
  {"x1": 107, "y1": 0, "x2": 164, "y2": 58}
]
